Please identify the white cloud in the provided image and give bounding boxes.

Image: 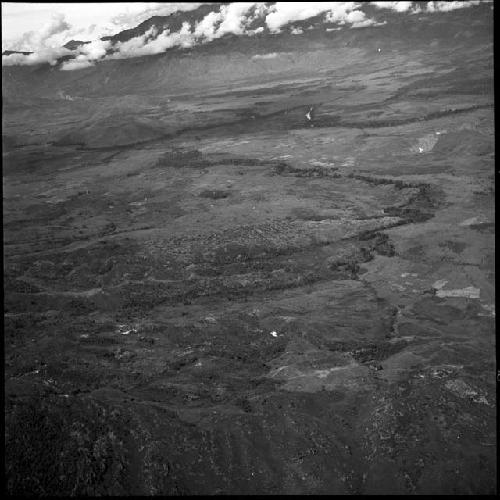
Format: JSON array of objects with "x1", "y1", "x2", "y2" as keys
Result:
[
  {"x1": 371, "y1": 2, "x2": 415, "y2": 12},
  {"x1": 105, "y1": 3, "x2": 258, "y2": 60},
  {"x1": 3, "y1": 1, "x2": 489, "y2": 68},
  {"x1": 3, "y1": 26, "x2": 113, "y2": 70},
  {"x1": 5, "y1": 13, "x2": 71, "y2": 52},
  {"x1": 265, "y1": 2, "x2": 353, "y2": 32},
  {"x1": 58, "y1": 39, "x2": 113, "y2": 71},
  {"x1": 60, "y1": 56, "x2": 95, "y2": 71},
  {"x1": 214, "y1": 3, "x2": 256, "y2": 37},
  {"x1": 107, "y1": 21, "x2": 194, "y2": 60},
  {"x1": 78, "y1": 39, "x2": 112, "y2": 60},
  {"x1": 109, "y1": 3, "x2": 202, "y2": 31},
  {"x1": 251, "y1": 52, "x2": 279, "y2": 60},
  {"x1": 372, "y1": 1, "x2": 483, "y2": 14},
  {"x1": 2, "y1": 45, "x2": 72, "y2": 66},
  {"x1": 2, "y1": 3, "x2": 203, "y2": 50},
  {"x1": 246, "y1": 3, "x2": 270, "y2": 23},
  {"x1": 425, "y1": 1, "x2": 481, "y2": 13},
  {"x1": 345, "y1": 10, "x2": 372, "y2": 27},
  {"x1": 193, "y1": 11, "x2": 223, "y2": 40},
  {"x1": 324, "y1": 2, "x2": 362, "y2": 24},
  {"x1": 248, "y1": 26, "x2": 265, "y2": 35},
  {"x1": 2, "y1": 53, "x2": 31, "y2": 66},
  {"x1": 192, "y1": 3, "x2": 260, "y2": 41},
  {"x1": 106, "y1": 26, "x2": 158, "y2": 59},
  {"x1": 2, "y1": 11, "x2": 113, "y2": 67},
  {"x1": 261, "y1": 2, "x2": 378, "y2": 31}
]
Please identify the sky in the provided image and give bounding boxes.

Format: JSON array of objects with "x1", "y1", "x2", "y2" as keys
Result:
[{"x1": 1, "y1": 1, "x2": 490, "y2": 70}]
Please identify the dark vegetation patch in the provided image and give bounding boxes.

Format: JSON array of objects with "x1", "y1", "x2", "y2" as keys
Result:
[
  {"x1": 328, "y1": 232, "x2": 396, "y2": 279},
  {"x1": 4, "y1": 277, "x2": 42, "y2": 293},
  {"x1": 214, "y1": 157, "x2": 271, "y2": 167},
  {"x1": 155, "y1": 148, "x2": 206, "y2": 169},
  {"x1": 273, "y1": 162, "x2": 341, "y2": 178},
  {"x1": 5, "y1": 395, "x2": 131, "y2": 496},
  {"x1": 4, "y1": 313, "x2": 41, "y2": 341},
  {"x1": 118, "y1": 268, "x2": 325, "y2": 311},
  {"x1": 439, "y1": 240, "x2": 467, "y2": 253},
  {"x1": 317, "y1": 103, "x2": 492, "y2": 129},
  {"x1": 349, "y1": 340, "x2": 410, "y2": 364},
  {"x1": 469, "y1": 222, "x2": 494, "y2": 233},
  {"x1": 290, "y1": 207, "x2": 338, "y2": 221},
  {"x1": 383, "y1": 183, "x2": 443, "y2": 223},
  {"x1": 154, "y1": 149, "x2": 274, "y2": 170},
  {"x1": 4, "y1": 292, "x2": 94, "y2": 315},
  {"x1": 347, "y1": 173, "x2": 417, "y2": 189}
]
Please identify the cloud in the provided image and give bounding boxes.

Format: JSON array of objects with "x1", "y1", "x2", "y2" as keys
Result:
[
  {"x1": 58, "y1": 39, "x2": 113, "y2": 71},
  {"x1": 107, "y1": 22, "x2": 194, "y2": 60},
  {"x1": 60, "y1": 56, "x2": 95, "y2": 71},
  {"x1": 2, "y1": 2, "x2": 206, "y2": 67},
  {"x1": 215, "y1": 3, "x2": 256, "y2": 37},
  {"x1": 247, "y1": 26, "x2": 265, "y2": 36},
  {"x1": 2, "y1": 52, "x2": 33, "y2": 66},
  {"x1": 265, "y1": 2, "x2": 343, "y2": 32},
  {"x1": 324, "y1": 2, "x2": 363, "y2": 24},
  {"x1": 264, "y1": 2, "x2": 377, "y2": 31},
  {"x1": 251, "y1": 51, "x2": 293, "y2": 61},
  {"x1": 106, "y1": 3, "x2": 258, "y2": 60},
  {"x1": 2, "y1": 46, "x2": 71, "y2": 66},
  {"x1": 106, "y1": 26, "x2": 158, "y2": 59},
  {"x1": 345, "y1": 10, "x2": 377, "y2": 27},
  {"x1": 371, "y1": 2, "x2": 415, "y2": 12},
  {"x1": 6, "y1": 13, "x2": 72, "y2": 52},
  {"x1": 2, "y1": 3, "x2": 205, "y2": 50},
  {"x1": 1, "y1": 12, "x2": 88, "y2": 67},
  {"x1": 425, "y1": 1, "x2": 481, "y2": 13},
  {"x1": 193, "y1": 11, "x2": 223, "y2": 40},
  {"x1": 4, "y1": 33, "x2": 113, "y2": 71},
  {"x1": 372, "y1": 1, "x2": 484, "y2": 14},
  {"x1": 192, "y1": 3, "x2": 261, "y2": 41},
  {"x1": 79, "y1": 39, "x2": 112, "y2": 59},
  {"x1": 2, "y1": 1, "x2": 490, "y2": 69},
  {"x1": 108, "y1": 3, "x2": 203, "y2": 33},
  {"x1": 251, "y1": 52, "x2": 279, "y2": 60}
]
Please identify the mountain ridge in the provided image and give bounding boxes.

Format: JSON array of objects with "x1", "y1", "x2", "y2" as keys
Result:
[{"x1": 2, "y1": 2, "x2": 491, "y2": 66}]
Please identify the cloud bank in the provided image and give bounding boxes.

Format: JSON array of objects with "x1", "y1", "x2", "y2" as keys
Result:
[
  {"x1": 2, "y1": 3, "x2": 203, "y2": 49},
  {"x1": 2, "y1": 13, "x2": 73, "y2": 65},
  {"x1": 251, "y1": 52, "x2": 280, "y2": 60},
  {"x1": 371, "y1": 2, "x2": 418, "y2": 12},
  {"x1": 2, "y1": 1, "x2": 490, "y2": 70},
  {"x1": 425, "y1": 1, "x2": 482, "y2": 12},
  {"x1": 372, "y1": 0, "x2": 484, "y2": 13}
]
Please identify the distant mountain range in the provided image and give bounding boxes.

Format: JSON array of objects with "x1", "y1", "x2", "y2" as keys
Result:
[
  {"x1": 2, "y1": 2, "x2": 492, "y2": 62},
  {"x1": 1, "y1": 0, "x2": 493, "y2": 105},
  {"x1": 2, "y1": 1, "x2": 492, "y2": 152},
  {"x1": 2, "y1": 50, "x2": 33, "y2": 56},
  {"x1": 3, "y1": 3, "x2": 229, "y2": 56},
  {"x1": 100, "y1": 3, "x2": 226, "y2": 45}
]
